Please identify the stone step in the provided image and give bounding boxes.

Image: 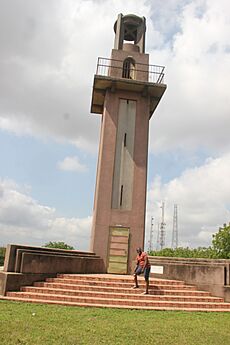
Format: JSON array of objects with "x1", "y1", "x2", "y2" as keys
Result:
[
  {"x1": 6, "y1": 291, "x2": 230, "y2": 310},
  {"x1": 46, "y1": 278, "x2": 196, "y2": 290},
  {"x1": 21, "y1": 286, "x2": 224, "y2": 303},
  {"x1": 2, "y1": 295, "x2": 230, "y2": 312},
  {"x1": 3, "y1": 273, "x2": 230, "y2": 312},
  {"x1": 57, "y1": 274, "x2": 185, "y2": 285},
  {"x1": 34, "y1": 281, "x2": 211, "y2": 296}
]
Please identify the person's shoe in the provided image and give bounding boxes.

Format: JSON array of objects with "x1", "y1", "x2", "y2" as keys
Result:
[
  {"x1": 132, "y1": 285, "x2": 139, "y2": 289},
  {"x1": 142, "y1": 291, "x2": 149, "y2": 295}
]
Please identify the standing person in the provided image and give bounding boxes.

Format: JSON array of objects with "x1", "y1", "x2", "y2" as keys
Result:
[{"x1": 133, "y1": 247, "x2": 151, "y2": 294}]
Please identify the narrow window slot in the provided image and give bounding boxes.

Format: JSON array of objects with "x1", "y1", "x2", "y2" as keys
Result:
[
  {"x1": 124, "y1": 133, "x2": 127, "y2": 147},
  {"x1": 224, "y1": 266, "x2": 227, "y2": 285},
  {"x1": 120, "y1": 185, "x2": 123, "y2": 206}
]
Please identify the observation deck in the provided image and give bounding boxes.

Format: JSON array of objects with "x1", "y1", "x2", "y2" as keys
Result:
[{"x1": 91, "y1": 57, "x2": 167, "y2": 117}]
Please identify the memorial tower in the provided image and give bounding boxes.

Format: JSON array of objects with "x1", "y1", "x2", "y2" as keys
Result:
[{"x1": 90, "y1": 14, "x2": 166, "y2": 273}]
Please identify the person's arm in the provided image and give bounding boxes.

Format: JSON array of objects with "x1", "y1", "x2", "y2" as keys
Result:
[
  {"x1": 134, "y1": 257, "x2": 139, "y2": 272},
  {"x1": 142, "y1": 253, "x2": 148, "y2": 271}
]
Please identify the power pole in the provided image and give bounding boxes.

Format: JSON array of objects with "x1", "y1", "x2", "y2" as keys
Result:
[
  {"x1": 159, "y1": 202, "x2": 166, "y2": 250},
  {"x1": 148, "y1": 216, "x2": 154, "y2": 252},
  {"x1": 156, "y1": 222, "x2": 160, "y2": 250},
  {"x1": 171, "y1": 204, "x2": 178, "y2": 248}
]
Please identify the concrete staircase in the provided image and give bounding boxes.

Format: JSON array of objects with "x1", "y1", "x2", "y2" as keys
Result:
[{"x1": 2, "y1": 274, "x2": 230, "y2": 312}]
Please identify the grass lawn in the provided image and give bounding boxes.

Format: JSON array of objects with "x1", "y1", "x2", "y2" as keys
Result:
[{"x1": 0, "y1": 301, "x2": 230, "y2": 345}]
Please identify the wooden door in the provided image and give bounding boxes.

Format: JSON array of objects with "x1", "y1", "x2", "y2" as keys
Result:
[{"x1": 107, "y1": 227, "x2": 129, "y2": 274}]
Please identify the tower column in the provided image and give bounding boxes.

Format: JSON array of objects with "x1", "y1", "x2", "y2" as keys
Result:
[{"x1": 90, "y1": 14, "x2": 166, "y2": 273}]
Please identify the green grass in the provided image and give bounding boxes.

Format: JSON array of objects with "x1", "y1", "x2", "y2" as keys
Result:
[{"x1": 0, "y1": 301, "x2": 230, "y2": 345}]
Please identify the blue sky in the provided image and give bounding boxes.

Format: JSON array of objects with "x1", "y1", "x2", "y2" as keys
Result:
[
  {"x1": 0, "y1": 131, "x2": 96, "y2": 217},
  {"x1": 0, "y1": 0, "x2": 230, "y2": 251}
]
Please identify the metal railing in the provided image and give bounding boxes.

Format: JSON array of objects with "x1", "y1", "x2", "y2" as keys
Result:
[{"x1": 96, "y1": 57, "x2": 165, "y2": 84}]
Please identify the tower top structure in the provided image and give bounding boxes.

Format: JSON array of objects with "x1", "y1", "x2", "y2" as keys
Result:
[
  {"x1": 91, "y1": 13, "x2": 166, "y2": 117},
  {"x1": 113, "y1": 14, "x2": 146, "y2": 53}
]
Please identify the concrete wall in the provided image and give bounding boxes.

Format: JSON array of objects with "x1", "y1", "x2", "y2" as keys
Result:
[
  {"x1": 90, "y1": 89, "x2": 150, "y2": 273},
  {"x1": 0, "y1": 271, "x2": 56, "y2": 296},
  {"x1": 20, "y1": 252, "x2": 104, "y2": 274},
  {"x1": 4, "y1": 244, "x2": 97, "y2": 272},
  {"x1": 0, "y1": 244, "x2": 105, "y2": 295},
  {"x1": 148, "y1": 256, "x2": 230, "y2": 302}
]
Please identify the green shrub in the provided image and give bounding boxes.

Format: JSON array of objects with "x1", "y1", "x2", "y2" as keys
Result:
[
  {"x1": 0, "y1": 247, "x2": 6, "y2": 266},
  {"x1": 148, "y1": 246, "x2": 217, "y2": 259},
  {"x1": 43, "y1": 241, "x2": 74, "y2": 250}
]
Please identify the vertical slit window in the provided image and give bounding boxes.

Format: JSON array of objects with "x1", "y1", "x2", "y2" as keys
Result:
[
  {"x1": 124, "y1": 133, "x2": 127, "y2": 147},
  {"x1": 224, "y1": 266, "x2": 227, "y2": 285},
  {"x1": 120, "y1": 185, "x2": 123, "y2": 206}
]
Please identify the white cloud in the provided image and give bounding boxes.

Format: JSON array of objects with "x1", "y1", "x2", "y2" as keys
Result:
[
  {"x1": 0, "y1": 178, "x2": 91, "y2": 250},
  {"x1": 1, "y1": 151, "x2": 230, "y2": 252},
  {"x1": 146, "y1": 153, "x2": 230, "y2": 249},
  {"x1": 149, "y1": 0, "x2": 230, "y2": 154},
  {"x1": 1, "y1": 1, "x2": 230, "y2": 253},
  {"x1": 0, "y1": 0, "x2": 150, "y2": 150},
  {"x1": 0, "y1": 0, "x2": 229, "y2": 155},
  {"x1": 57, "y1": 156, "x2": 87, "y2": 172}
]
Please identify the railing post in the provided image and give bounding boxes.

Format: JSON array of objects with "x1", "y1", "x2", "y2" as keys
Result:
[{"x1": 95, "y1": 58, "x2": 165, "y2": 84}]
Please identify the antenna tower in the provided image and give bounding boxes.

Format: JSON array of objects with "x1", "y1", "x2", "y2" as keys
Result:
[
  {"x1": 171, "y1": 204, "x2": 178, "y2": 248},
  {"x1": 156, "y1": 222, "x2": 160, "y2": 250},
  {"x1": 148, "y1": 216, "x2": 154, "y2": 252},
  {"x1": 159, "y1": 202, "x2": 166, "y2": 250}
]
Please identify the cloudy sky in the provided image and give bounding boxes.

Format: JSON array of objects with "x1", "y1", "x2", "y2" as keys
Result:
[{"x1": 0, "y1": 0, "x2": 230, "y2": 251}]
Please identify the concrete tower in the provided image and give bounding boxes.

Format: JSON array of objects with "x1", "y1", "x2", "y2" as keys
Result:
[{"x1": 90, "y1": 14, "x2": 166, "y2": 274}]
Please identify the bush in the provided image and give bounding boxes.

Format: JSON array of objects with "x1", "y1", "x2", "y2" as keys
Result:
[
  {"x1": 0, "y1": 247, "x2": 6, "y2": 266},
  {"x1": 43, "y1": 241, "x2": 74, "y2": 250},
  {"x1": 148, "y1": 246, "x2": 217, "y2": 259}
]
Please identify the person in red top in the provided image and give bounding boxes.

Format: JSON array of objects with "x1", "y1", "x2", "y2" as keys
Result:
[{"x1": 133, "y1": 247, "x2": 151, "y2": 294}]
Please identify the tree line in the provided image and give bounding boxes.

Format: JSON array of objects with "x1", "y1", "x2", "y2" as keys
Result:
[
  {"x1": 149, "y1": 223, "x2": 230, "y2": 259},
  {"x1": 0, "y1": 224, "x2": 230, "y2": 265}
]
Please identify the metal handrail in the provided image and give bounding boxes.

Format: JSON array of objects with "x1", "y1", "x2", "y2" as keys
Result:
[{"x1": 96, "y1": 57, "x2": 165, "y2": 84}]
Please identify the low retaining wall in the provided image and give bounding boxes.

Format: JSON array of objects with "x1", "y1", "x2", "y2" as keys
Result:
[
  {"x1": 0, "y1": 272, "x2": 56, "y2": 297},
  {"x1": 4, "y1": 244, "x2": 99, "y2": 272},
  {"x1": 0, "y1": 244, "x2": 105, "y2": 295},
  {"x1": 149, "y1": 256, "x2": 230, "y2": 302}
]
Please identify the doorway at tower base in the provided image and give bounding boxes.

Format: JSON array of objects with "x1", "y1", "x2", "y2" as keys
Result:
[{"x1": 107, "y1": 227, "x2": 129, "y2": 274}]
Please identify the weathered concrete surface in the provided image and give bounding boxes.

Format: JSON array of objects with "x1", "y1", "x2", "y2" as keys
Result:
[
  {"x1": 224, "y1": 286, "x2": 230, "y2": 301},
  {"x1": 148, "y1": 256, "x2": 230, "y2": 302},
  {"x1": 0, "y1": 244, "x2": 105, "y2": 295},
  {"x1": 4, "y1": 244, "x2": 96, "y2": 272},
  {"x1": 0, "y1": 271, "x2": 56, "y2": 295},
  {"x1": 91, "y1": 89, "x2": 150, "y2": 274},
  {"x1": 20, "y1": 252, "x2": 104, "y2": 274}
]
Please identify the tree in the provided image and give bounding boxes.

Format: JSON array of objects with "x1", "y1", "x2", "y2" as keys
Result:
[
  {"x1": 0, "y1": 247, "x2": 6, "y2": 266},
  {"x1": 43, "y1": 241, "x2": 74, "y2": 250},
  {"x1": 212, "y1": 224, "x2": 230, "y2": 259}
]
